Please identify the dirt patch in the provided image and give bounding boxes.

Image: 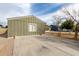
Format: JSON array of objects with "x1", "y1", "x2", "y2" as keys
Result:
[
  {"x1": 0, "y1": 28, "x2": 8, "y2": 38},
  {"x1": 0, "y1": 37, "x2": 14, "y2": 56}
]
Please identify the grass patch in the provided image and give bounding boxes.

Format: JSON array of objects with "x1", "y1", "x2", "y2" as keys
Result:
[{"x1": 0, "y1": 28, "x2": 7, "y2": 34}]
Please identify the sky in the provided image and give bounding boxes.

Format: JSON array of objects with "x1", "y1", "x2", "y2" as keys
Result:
[{"x1": 0, "y1": 3, "x2": 78, "y2": 26}]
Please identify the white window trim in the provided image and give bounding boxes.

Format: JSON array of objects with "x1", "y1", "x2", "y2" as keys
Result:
[{"x1": 28, "y1": 23, "x2": 37, "y2": 32}]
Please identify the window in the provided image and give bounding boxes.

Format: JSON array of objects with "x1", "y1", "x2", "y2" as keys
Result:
[{"x1": 28, "y1": 23, "x2": 37, "y2": 32}]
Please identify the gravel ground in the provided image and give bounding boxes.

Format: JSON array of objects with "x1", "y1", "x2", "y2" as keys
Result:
[
  {"x1": 0, "y1": 37, "x2": 13, "y2": 56},
  {"x1": 13, "y1": 35, "x2": 79, "y2": 56}
]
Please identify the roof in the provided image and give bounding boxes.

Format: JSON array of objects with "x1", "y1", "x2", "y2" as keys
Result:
[{"x1": 7, "y1": 15, "x2": 46, "y2": 24}]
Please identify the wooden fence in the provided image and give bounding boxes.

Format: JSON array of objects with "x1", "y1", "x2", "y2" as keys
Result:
[{"x1": 45, "y1": 31, "x2": 79, "y2": 40}]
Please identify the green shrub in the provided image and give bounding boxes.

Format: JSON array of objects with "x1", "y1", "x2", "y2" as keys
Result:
[{"x1": 60, "y1": 19, "x2": 74, "y2": 30}]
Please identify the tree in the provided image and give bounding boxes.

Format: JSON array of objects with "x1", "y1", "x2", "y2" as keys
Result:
[
  {"x1": 53, "y1": 15, "x2": 62, "y2": 26},
  {"x1": 52, "y1": 15, "x2": 62, "y2": 31},
  {"x1": 0, "y1": 25, "x2": 2, "y2": 28},
  {"x1": 60, "y1": 19, "x2": 74, "y2": 30},
  {"x1": 5, "y1": 25, "x2": 8, "y2": 28},
  {"x1": 61, "y1": 8, "x2": 79, "y2": 40}
]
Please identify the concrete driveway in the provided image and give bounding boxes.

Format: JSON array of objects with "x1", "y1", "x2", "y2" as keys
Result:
[{"x1": 13, "y1": 35, "x2": 79, "y2": 56}]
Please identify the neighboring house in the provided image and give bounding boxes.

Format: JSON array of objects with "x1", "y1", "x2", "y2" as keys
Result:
[
  {"x1": 0, "y1": 25, "x2": 2, "y2": 28},
  {"x1": 8, "y1": 15, "x2": 49, "y2": 37},
  {"x1": 50, "y1": 25, "x2": 58, "y2": 31},
  {"x1": 0, "y1": 25, "x2": 8, "y2": 28}
]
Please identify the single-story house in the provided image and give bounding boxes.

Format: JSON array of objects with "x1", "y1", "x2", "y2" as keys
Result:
[
  {"x1": 50, "y1": 25, "x2": 58, "y2": 31},
  {"x1": 8, "y1": 15, "x2": 49, "y2": 37}
]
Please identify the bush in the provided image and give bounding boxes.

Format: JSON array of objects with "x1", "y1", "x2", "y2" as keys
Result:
[{"x1": 60, "y1": 19, "x2": 74, "y2": 30}]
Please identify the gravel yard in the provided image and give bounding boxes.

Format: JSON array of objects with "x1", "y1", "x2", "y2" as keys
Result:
[
  {"x1": 12, "y1": 35, "x2": 79, "y2": 56},
  {"x1": 0, "y1": 37, "x2": 13, "y2": 56}
]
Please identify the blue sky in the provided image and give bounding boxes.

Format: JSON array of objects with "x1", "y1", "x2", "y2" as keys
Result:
[
  {"x1": 31, "y1": 3, "x2": 69, "y2": 15},
  {"x1": 0, "y1": 3, "x2": 74, "y2": 26}
]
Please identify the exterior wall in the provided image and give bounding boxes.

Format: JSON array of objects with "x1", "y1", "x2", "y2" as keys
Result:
[{"x1": 8, "y1": 16, "x2": 49, "y2": 37}]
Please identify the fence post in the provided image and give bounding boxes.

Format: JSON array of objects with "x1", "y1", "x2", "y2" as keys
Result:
[
  {"x1": 74, "y1": 23, "x2": 78, "y2": 40},
  {"x1": 57, "y1": 31, "x2": 61, "y2": 37},
  {"x1": 13, "y1": 35, "x2": 15, "y2": 39}
]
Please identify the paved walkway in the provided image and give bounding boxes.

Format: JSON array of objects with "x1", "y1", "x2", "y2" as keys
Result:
[{"x1": 13, "y1": 35, "x2": 79, "y2": 56}]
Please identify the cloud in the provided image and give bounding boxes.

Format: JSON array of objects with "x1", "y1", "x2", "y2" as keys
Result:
[
  {"x1": 0, "y1": 3, "x2": 31, "y2": 26},
  {"x1": 0, "y1": 3, "x2": 32, "y2": 18},
  {"x1": 0, "y1": 3, "x2": 79, "y2": 26},
  {"x1": 36, "y1": 4, "x2": 71, "y2": 25},
  {"x1": 36, "y1": 13, "x2": 56, "y2": 25},
  {"x1": 59, "y1": 3, "x2": 79, "y2": 21},
  {"x1": 37, "y1": 3, "x2": 79, "y2": 25},
  {"x1": 16, "y1": 3, "x2": 31, "y2": 15},
  {"x1": 31, "y1": 3, "x2": 66, "y2": 16},
  {"x1": 0, "y1": 3, "x2": 22, "y2": 17}
]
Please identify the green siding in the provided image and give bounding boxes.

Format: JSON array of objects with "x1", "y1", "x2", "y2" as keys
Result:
[{"x1": 8, "y1": 16, "x2": 49, "y2": 37}]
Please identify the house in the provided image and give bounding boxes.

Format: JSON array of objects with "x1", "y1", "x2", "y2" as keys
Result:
[
  {"x1": 8, "y1": 15, "x2": 49, "y2": 37},
  {"x1": 0, "y1": 25, "x2": 2, "y2": 28},
  {"x1": 50, "y1": 25, "x2": 58, "y2": 31}
]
